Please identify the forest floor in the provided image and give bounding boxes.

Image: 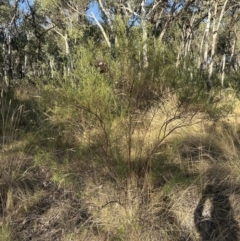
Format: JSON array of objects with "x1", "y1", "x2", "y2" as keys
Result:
[{"x1": 1, "y1": 85, "x2": 240, "y2": 241}]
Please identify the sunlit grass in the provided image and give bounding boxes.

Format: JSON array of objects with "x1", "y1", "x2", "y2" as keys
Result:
[{"x1": 1, "y1": 83, "x2": 240, "y2": 240}]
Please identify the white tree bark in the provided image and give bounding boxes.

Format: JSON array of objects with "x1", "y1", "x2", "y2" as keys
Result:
[
  {"x1": 90, "y1": 12, "x2": 111, "y2": 48},
  {"x1": 221, "y1": 53, "x2": 226, "y2": 87},
  {"x1": 141, "y1": 0, "x2": 148, "y2": 68},
  {"x1": 208, "y1": 0, "x2": 229, "y2": 86},
  {"x1": 3, "y1": 37, "x2": 8, "y2": 85},
  {"x1": 203, "y1": 5, "x2": 211, "y2": 69},
  {"x1": 54, "y1": 29, "x2": 70, "y2": 76}
]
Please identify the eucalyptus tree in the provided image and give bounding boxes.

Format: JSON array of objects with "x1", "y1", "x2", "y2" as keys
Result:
[
  {"x1": 89, "y1": 0, "x2": 164, "y2": 67},
  {"x1": 0, "y1": 0, "x2": 22, "y2": 85},
  {"x1": 168, "y1": 0, "x2": 240, "y2": 89},
  {"x1": 227, "y1": 4, "x2": 240, "y2": 72},
  {"x1": 0, "y1": 0, "x2": 49, "y2": 82},
  {"x1": 35, "y1": 0, "x2": 91, "y2": 78},
  {"x1": 196, "y1": 0, "x2": 240, "y2": 89},
  {"x1": 90, "y1": 1, "x2": 210, "y2": 69}
]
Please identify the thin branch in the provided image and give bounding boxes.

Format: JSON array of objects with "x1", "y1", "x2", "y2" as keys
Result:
[
  {"x1": 53, "y1": 27, "x2": 66, "y2": 39},
  {"x1": 90, "y1": 12, "x2": 111, "y2": 48},
  {"x1": 98, "y1": 0, "x2": 112, "y2": 23},
  {"x1": 146, "y1": 0, "x2": 162, "y2": 18},
  {"x1": 122, "y1": 3, "x2": 140, "y2": 18}
]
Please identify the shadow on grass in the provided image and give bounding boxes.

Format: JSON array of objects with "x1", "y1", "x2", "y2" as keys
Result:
[{"x1": 194, "y1": 182, "x2": 239, "y2": 241}]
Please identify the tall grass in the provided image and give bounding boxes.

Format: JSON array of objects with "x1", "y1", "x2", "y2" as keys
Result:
[
  {"x1": 0, "y1": 89, "x2": 24, "y2": 146},
  {"x1": 1, "y1": 35, "x2": 239, "y2": 240}
]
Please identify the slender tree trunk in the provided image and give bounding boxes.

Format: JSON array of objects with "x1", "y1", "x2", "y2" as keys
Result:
[
  {"x1": 203, "y1": 6, "x2": 211, "y2": 68},
  {"x1": 185, "y1": 13, "x2": 195, "y2": 58},
  {"x1": 91, "y1": 12, "x2": 111, "y2": 48},
  {"x1": 24, "y1": 54, "x2": 27, "y2": 77},
  {"x1": 208, "y1": 0, "x2": 228, "y2": 88},
  {"x1": 229, "y1": 25, "x2": 237, "y2": 72},
  {"x1": 141, "y1": 0, "x2": 148, "y2": 68},
  {"x1": 203, "y1": 4, "x2": 211, "y2": 90},
  {"x1": 49, "y1": 57, "x2": 54, "y2": 78},
  {"x1": 208, "y1": 1, "x2": 217, "y2": 87},
  {"x1": 221, "y1": 53, "x2": 226, "y2": 87},
  {"x1": 153, "y1": 8, "x2": 164, "y2": 39},
  {"x1": 176, "y1": 34, "x2": 184, "y2": 67},
  {"x1": 3, "y1": 41, "x2": 8, "y2": 85},
  {"x1": 197, "y1": 29, "x2": 205, "y2": 69},
  {"x1": 54, "y1": 29, "x2": 70, "y2": 77},
  {"x1": 8, "y1": 33, "x2": 13, "y2": 83}
]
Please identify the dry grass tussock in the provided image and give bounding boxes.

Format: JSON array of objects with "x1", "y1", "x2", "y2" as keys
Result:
[{"x1": 1, "y1": 91, "x2": 240, "y2": 240}]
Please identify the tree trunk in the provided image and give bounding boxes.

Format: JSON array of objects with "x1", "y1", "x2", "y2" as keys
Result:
[
  {"x1": 221, "y1": 53, "x2": 226, "y2": 87},
  {"x1": 208, "y1": 0, "x2": 228, "y2": 88},
  {"x1": 141, "y1": 0, "x2": 148, "y2": 68},
  {"x1": 2, "y1": 41, "x2": 8, "y2": 85}
]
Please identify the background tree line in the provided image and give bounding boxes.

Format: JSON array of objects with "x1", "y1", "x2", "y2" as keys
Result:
[{"x1": 0, "y1": 0, "x2": 240, "y2": 89}]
